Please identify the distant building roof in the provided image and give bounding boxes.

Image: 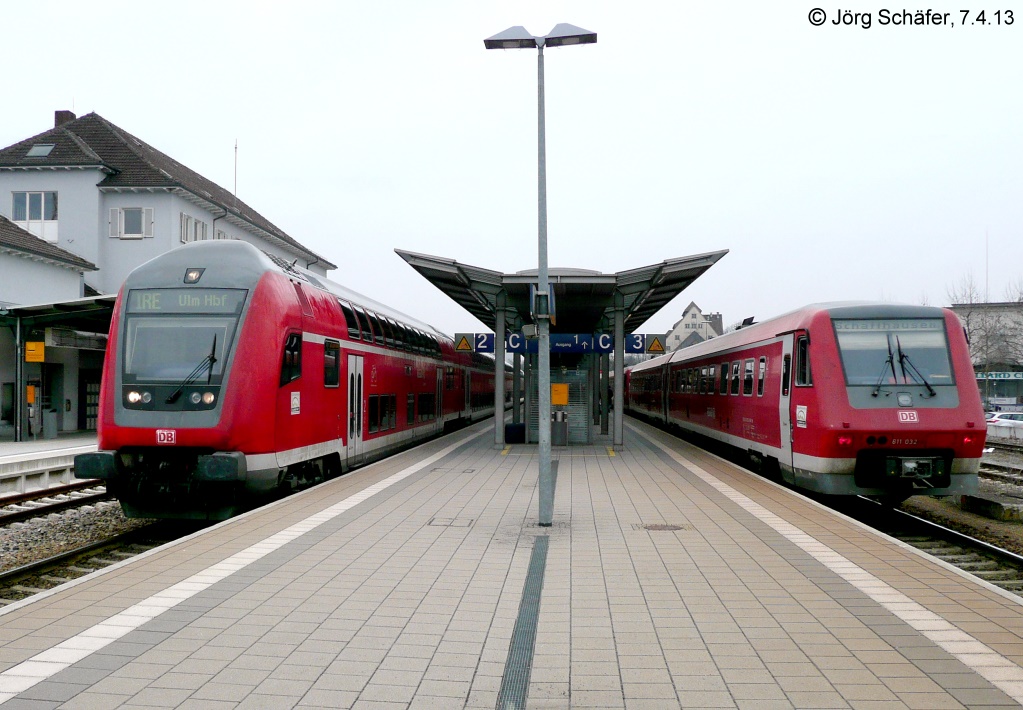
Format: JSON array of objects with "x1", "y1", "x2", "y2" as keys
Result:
[
  {"x1": 0, "y1": 112, "x2": 335, "y2": 269},
  {"x1": 0, "y1": 215, "x2": 97, "y2": 272}
]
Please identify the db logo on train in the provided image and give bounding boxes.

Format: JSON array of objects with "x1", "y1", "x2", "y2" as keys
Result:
[
  {"x1": 156, "y1": 429, "x2": 177, "y2": 445},
  {"x1": 898, "y1": 411, "x2": 919, "y2": 423}
]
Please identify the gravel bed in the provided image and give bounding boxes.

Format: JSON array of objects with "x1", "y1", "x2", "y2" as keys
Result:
[{"x1": 0, "y1": 501, "x2": 152, "y2": 574}]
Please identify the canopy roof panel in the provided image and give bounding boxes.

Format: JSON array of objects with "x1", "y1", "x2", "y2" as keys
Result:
[{"x1": 395, "y1": 249, "x2": 728, "y2": 334}]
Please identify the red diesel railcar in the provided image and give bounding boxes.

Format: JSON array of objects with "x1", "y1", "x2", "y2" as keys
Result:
[
  {"x1": 625, "y1": 303, "x2": 984, "y2": 500},
  {"x1": 76, "y1": 241, "x2": 502, "y2": 519}
]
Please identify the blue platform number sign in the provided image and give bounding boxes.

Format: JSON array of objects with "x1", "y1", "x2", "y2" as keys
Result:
[{"x1": 472, "y1": 332, "x2": 649, "y2": 353}]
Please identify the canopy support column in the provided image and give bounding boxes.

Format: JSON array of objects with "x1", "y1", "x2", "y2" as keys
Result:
[{"x1": 614, "y1": 291, "x2": 624, "y2": 448}]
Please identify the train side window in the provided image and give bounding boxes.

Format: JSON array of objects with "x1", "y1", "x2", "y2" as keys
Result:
[
  {"x1": 782, "y1": 354, "x2": 791, "y2": 396},
  {"x1": 757, "y1": 357, "x2": 766, "y2": 396},
  {"x1": 389, "y1": 394, "x2": 397, "y2": 429},
  {"x1": 324, "y1": 340, "x2": 340, "y2": 387},
  {"x1": 354, "y1": 306, "x2": 373, "y2": 342},
  {"x1": 368, "y1": 395, "x2": 379, "y2": 433},
  {"x1": 279, "y1": 333, "x2": 302, "y2": 386},
  {"x1": 367, "y1": 313, "x2": 385, "y2": 346},
  {"x1": 730, "y1": 362, "x2": 740, "y2": 395},
  {"x1": 339, "y1": 301, "x2": 360, "y2": 340},
  {"x1": 384, "y1": 318, "x2": 398, "y2": 348},
  {"x1": 796, "y1": 336, "x2": 812, "y2": 386},
  {"x1": 719, "y1": 364, "x2": 729, "y2": 395},
  {"x1": 407, "y1": 393, "x2": 415, "y2": 424},
  {"x1": 742, "y1": 359, "x2": 754, "y2": 395}
]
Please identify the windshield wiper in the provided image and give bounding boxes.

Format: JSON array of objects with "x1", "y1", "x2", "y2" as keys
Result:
[
  {"x1": 871, "y1": 338, "x2": 897, "y2": 397},
  {"x1": 166, "y1": 335, "x2": 218, "y2": 404},
  {"x1": 895, "y1": 336, "x2": 936, "y2": 398}
]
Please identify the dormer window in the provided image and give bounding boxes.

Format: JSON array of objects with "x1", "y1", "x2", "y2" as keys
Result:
[{"x1": 25, "y1": 144, "x2": 54, "y2": 158}]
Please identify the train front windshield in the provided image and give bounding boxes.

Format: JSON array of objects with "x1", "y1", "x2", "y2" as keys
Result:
[
  {"x1": 833, "y1": 318, "x2": 954, "y2": 387},
  {"x1": 123, "y1": 288, "x2": 247, "y2": 382}
]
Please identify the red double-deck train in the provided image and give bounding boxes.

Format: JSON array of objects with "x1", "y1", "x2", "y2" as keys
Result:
[
  {"x1": 625, "y1": 303, "x2": 985, "y2": 501},
  {"x1": 76, "y1": 241, "x2": 503, "y2": 519}
]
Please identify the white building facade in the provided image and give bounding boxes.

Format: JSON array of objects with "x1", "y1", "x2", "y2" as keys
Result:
[
  {"x1": 0, "y1": 110, "x2": 334, "y2": 437},
  {"x1": 664, "y1": 302, "x2": 723, "y2": 351}
]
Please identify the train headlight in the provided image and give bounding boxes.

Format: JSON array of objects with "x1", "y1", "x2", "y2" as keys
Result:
[
  {"x1": 837, "y1": 436, "x2": 853, "y2": 446},
  {"x1": 141, "y1": 392, "x2": 152, "y2": 404},
  {"x1": 127, "y1": 391, "x2": 142, "y2": 404},
  {"x1": 190, "y1": 392, "x2": 202, "y2": 404},
  {"x1": 202, "y1": 392, "x2": 216, "y2": 405}
]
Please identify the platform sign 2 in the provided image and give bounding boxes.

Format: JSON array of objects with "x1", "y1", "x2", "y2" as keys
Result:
[{"x1": 455, "y1": 333, "x2": 494, "y2": 353}]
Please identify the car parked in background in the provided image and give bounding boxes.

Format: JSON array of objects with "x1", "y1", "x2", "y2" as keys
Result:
[{"x1": 987, "y1": 412, "x2": 1023, "y2": 428}]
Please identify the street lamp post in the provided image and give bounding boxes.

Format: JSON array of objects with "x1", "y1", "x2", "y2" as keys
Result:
[{"x1": 485, "y1": 24, "x2": 596, "y2": 526}]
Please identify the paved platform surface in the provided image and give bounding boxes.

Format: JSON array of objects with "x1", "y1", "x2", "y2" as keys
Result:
[
  {"x1": 1, "y1": 419, "x2": 1022, "y2": 709},
  {"x1": 0, "y1": 434, "x2": 96, "y2": 463}
]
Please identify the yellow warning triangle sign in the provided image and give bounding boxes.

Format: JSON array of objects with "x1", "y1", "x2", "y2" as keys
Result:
[
  {"x1": 455, "y1": 335, "x2": 473, "y2": 352},
  {"x1": 646, "y1": 336, "x2": 665, "y2": 353}
]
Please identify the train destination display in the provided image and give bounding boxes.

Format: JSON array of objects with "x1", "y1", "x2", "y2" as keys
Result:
[{"x1": 127, "y1": 289, "x2": 247, "y2": 314}]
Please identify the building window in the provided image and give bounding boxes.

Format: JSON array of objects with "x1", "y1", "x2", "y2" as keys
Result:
[
  {"x1": 179, "y1": 214, "x2": 207, "y2": 243},
  {"x1": 12, "y1": 191, "x2": 58, "y2": 242},
  {"x1": 215, "y1": 229, "x2": 228, "y2": 240},
  {"x1": 25, "y1": 144, "x2": 54, "y2": 158},
  {"x1": 110, "y1": 207, "x2": 153, "y2": 239}
]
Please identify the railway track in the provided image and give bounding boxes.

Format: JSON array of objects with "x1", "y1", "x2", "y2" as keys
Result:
[
  {"x1": 0, "y1": 482, "x2": 110, "y2": 526},
  {"x1": 836, "y1": 497, "x2": 1023, "y2": 597},
  {"x1": 0, "y1": 522, "x2": 189, "y2": 606}
]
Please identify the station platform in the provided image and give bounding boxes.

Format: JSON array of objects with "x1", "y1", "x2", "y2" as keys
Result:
[{"x1": 1, "y1": 419, "x2": 1022, "y2": 709}]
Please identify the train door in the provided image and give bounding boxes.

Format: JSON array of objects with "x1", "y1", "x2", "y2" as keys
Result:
[
  {"x1": 347, "y1": 354, "x2": 364, "y2": 466},
  {"x1": 436, "y1": 368, "x2": 443, "y2": 428},
  {"x1": 661, "y1": 364, "x2": 671, "y2": 422},
  {"x1": 779, "y1": 336, "x2": 795, "y2": 472}
]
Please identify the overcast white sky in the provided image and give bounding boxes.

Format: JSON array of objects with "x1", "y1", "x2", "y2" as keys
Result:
[{"x1": 4, "y1": 1, "x2": 1020, "y2": 337}]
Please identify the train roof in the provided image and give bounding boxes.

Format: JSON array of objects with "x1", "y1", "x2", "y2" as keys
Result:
[
  {"x1": 126, "y1": 241, "x2": 451, "y2": 341},
  {"x1": 628, "y1": 301, "x2": 953, "y2": 373}
]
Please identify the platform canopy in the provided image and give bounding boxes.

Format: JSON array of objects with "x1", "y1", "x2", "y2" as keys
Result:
[
  {"x1": 0, "y1": 295, "x2": 116, "y2": 333},
  {"x1": 395, "y1": 249, "x2": 728, "y2": 334}
]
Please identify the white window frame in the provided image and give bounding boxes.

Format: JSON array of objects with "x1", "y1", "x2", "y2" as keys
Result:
[
  {"x1": 193, "y1": 218, "x2": 207, "y2": 242},
  {"x1": 109, "y1": 207, "x2": 153, "y2": 240},
  {"x1": 13, "y1": 191, "x2": 59, "y2": 243}
]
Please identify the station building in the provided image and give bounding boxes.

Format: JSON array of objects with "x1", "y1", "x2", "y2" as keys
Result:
[
  {"x1": 0, "y1": 111, "x2": 332, "y2": 439},
  {"x1": 950, "y1": 300, "x2": 1023, "y2": 409}
]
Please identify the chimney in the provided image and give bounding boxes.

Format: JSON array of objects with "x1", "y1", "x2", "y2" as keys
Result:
[{"x1": 54, "y1": 110, "x2": 76, "y2": 127}]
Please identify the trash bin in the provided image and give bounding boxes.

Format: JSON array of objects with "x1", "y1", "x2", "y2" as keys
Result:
[
  {"x1": 43, "y1": 410, "x2": 59, "y2": 439},
  {"x1": 505, "y1": 422, "x2": 525, "y2": 444},
  {"x1": 552, "y1": 411, "x2": 568, "y2": 446}
]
